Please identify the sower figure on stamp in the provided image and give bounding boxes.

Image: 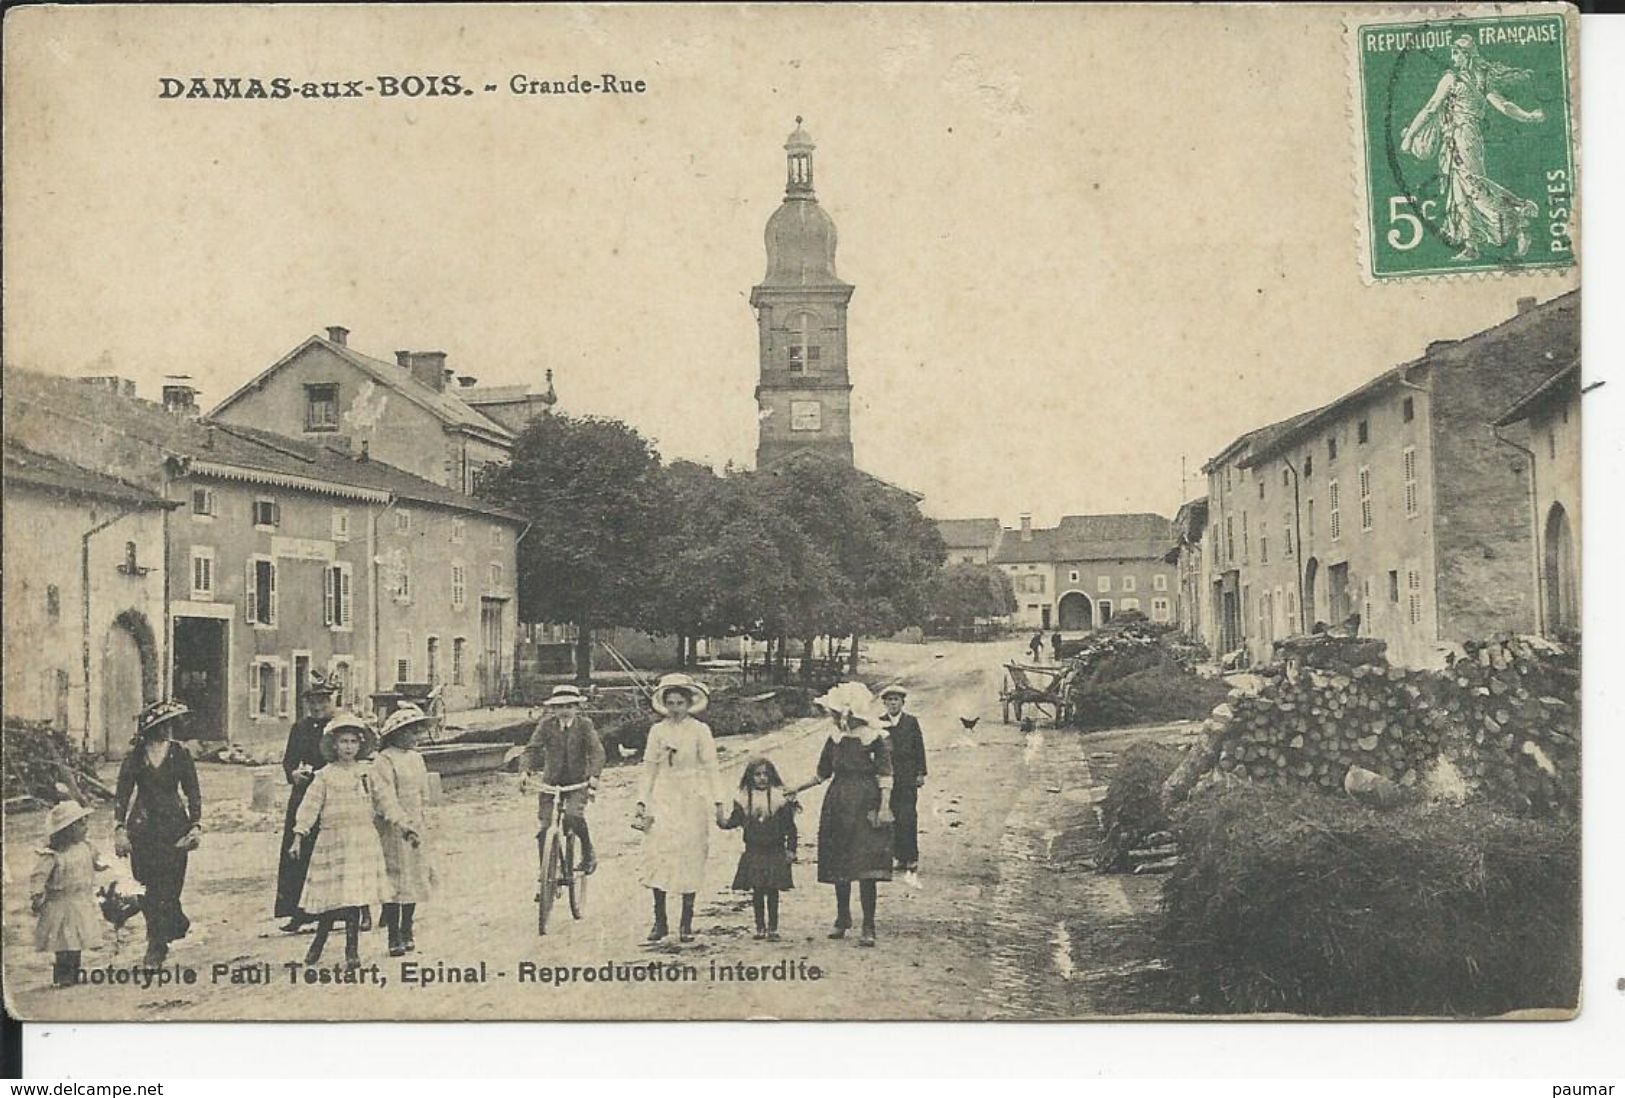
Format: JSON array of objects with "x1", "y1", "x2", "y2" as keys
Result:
[
  {"x1": 522, "y1": 685, "x2": 606, "y2": 879},
  {"x1": 878, "y1": 683, "x2": 927, "y2": 877},
  {"x1": 275, "y1": 673, "x2": 336, "y2": 933},
  {"x1": 790, "y1": 681, "x2": 894, "y2": 947}
]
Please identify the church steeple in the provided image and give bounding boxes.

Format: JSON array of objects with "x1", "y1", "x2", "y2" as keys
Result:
[{"x1": 751, "y1": 118, "x2": 855, "y2": 470}]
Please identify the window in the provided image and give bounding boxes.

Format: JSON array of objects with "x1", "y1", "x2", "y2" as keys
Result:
[
  {"x1": 1357, "y1": 419, "x2": 1370, "y2": 444},
  {"x1": 1260, "y1": 534, "x2": 1269, "y2": 564},
  {"x1": 1358, "y1": 466, "x2": 1373, "y2": 531},
  {"x1": 452, "y1": 638, "x2": 467, "y2": 686},
  {"x1": 1151, "y1": 597, "x2": 1171, "y2": 623},
  {"x1": 451, "y1": 519, "x2": 466, "y2": 544},
  {"x1": 790, "y1": 401, "x2": 822, "y2": 432},
  {"x1": 327, "y1": 658, "x2": 353, "y2": 708},
  {"x1": 331, "y1": 508, "x2": 350, "y2": 542},
  {"x1": 1306, "y1": 499, "x2": 1315, "y2": 538},
  {"x1": 324, "y1": 563, "x2": 354, "y2": 630},
  {"x1": 46, "y1": 584, "x2": 61, "y2": 622},
  {"x1": 1402, "y1": 447, "x2": 1418, "y2": 516},
  {"x1": 248, "y1": 658, "x2": 289, "y2": 719},
  {"x1": 1282, "y1": 469, "x2": 1290, "y2": 488},
  {"x1": 1098, "y1": 599, "x2": 1113, "y2": 624},
  {"x1": 394, "y1": 629, "x2": 412, "y2": 685},
  {"x1": 1303, "y1": 454, "x2": 1313, "y2": 479},
  {"x1": 451, "y1": 563, "x2": 467, "y2": 610},
  {"x1": 488, "y1": 562, "x2": 504, "y2": 590},
  {"x1": 1153, "y1": 574, "x2": 1168, "y2": 592},
  {"x1": 1225, "y1": 517, "x2": 1235, "y2": 563},
  {"x1": 1122, "y1": 575, "x2": 1137, "y2": 593},
  {"x1": 1258, "y1": 480, "x2": 1266, "y2": 501},
  {"x1": 191, "y1": 487, "x2": 215, "y2": 517},
  {"x1": 190, "y1": 546, "x2": 215, "y2": 600},
  {"x1": 1362, "y1": 578, "x2": 1373, "y2": 630},
  {"x1": 1388, "y1": 570, "x2": 1400, "y2": 603},
  {"x1": 1328, "y1": 480, "x2": 1342, "y2": 541},
  {"x1": 1407, "y1": 567, "x2": 1424, "y2": 625},
  {"x1": 1121, "y1": 598, "x2": 1141, "y2": 612},
  {"x1": 1548, "y1": 429, "x2": 1556, "y2": 461},
  {"x1": 123, "y1": 542, "x2": 140, "y2": 574},
  {"x1": 1069, "y1": 569, "x2": 1080, "y2": 583},
  {"x1": 253, "y1": 498, "x2": 280, "y2": 529},
  {"x1": 1097, "y1": 575, "x2": 1112, "y2": 593},
  {"x1": 245, "y1": 556, "x2": 277, "y2": 625},
  {"x1": 396, "y1": 509, "x2": 412, "y2": 533},
  {"x1": 787, "y1": 312, "x2": 821, "y2": 374},
  {"x1": 1241, "y1": 513, "x2": 1249, "y2": 562},
  {"x1": 1402, "y1": 396, "x2": 1415, "y2": 423},
  {"x1": 305, "y1": 383, "x2": 340, "y2": 431},
  {"x1": 1283, "y1": 510, "x2": 1294, "y2": 557},
  {"x1": 426, "y1": 637, "x2": 440, "y2": 685},
  {"x1": 1286, "y1": 590, "x2": 1297, "y2": 630},
  {"x1": 1327, "y1": 436, "x2": 1338, "y2": 462}
]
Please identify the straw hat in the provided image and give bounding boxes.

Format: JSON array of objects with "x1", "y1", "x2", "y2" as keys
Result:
[
  {"x1": 878, "y1": 683, "x2": 909, "y2": 700},
  {"x1": 652, "y1": 673, "x2": 710, "y2": 716},
  {"x1": 134, "y1": 699, "x2": 189, "y2": 741},
  {"x1": 302, "y1": 670, "x2": 339, "y2": 698},
  {"x1": 378, "y1": 704, "x2": 434, "y2": 746},
  {"x1": 45, "y1": 800, "x2": 94, "y2": 839},
  {"x1": 542, "y1": 684, "x2": 588, "y2": 707},
  {"x1": 320, "y1": 712, "x2": 379, "y2": 760}
]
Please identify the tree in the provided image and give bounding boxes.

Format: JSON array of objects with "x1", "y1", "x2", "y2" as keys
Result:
[
  {"x1": 928, "y1": 562, "x2": 1017, "y2": 632},
  {"x1": 479, "y1": 413, "x2": 668, "y2": 683}
]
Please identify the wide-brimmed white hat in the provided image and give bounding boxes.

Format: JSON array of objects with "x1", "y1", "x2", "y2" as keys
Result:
[
  {"x1": 45, "y1": 800, "x2": 94, "y2": 839},
  {"x1": 378, "y1": 704, "x2": 434, "y2": 745},
  {"x1": 321, "y1": 712, "x2": 380, "y2": 759},
  {"x1": 816, "y1": 681, "x2": 884, "y2": 729},
  {"x1": 878, "y1": 682, "x2": 909, "y2": 700},
  {"x1": 543, "y1": 684, "x2": 587, "y2": 707},
  {"x1": 652, "y1": 673, "x2": 710, "y2": 716}
]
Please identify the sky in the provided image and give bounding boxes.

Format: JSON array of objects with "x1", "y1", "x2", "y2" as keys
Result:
[{"x1": 3, "y1": 5, "x2": 1578, "y2": 526}]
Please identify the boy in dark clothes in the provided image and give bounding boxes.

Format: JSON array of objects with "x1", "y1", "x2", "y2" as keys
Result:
[{"x1": 879, "y1": 684, "x2": 927, "y2": 873}]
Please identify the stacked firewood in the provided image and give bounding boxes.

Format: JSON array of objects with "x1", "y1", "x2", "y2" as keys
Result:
[{"x1": 1195, "y1": 635, "x2": 1578, "y2": 817}]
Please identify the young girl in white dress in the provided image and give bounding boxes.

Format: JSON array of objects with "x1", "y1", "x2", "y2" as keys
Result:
[
  {"x1": 372, "y1": 705, "x2": 434, "y2": 957},
  {"x1": 635, "y1": 674, "x2": 725, "y2": 943}
]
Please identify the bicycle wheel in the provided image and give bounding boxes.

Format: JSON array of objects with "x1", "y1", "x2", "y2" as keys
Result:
[
  {"x1": 538, "y1": 826, "x2": 562, "y2": 935},
  {"x1": 566, "y1": 830, "x2": 588, "y2": 920}
]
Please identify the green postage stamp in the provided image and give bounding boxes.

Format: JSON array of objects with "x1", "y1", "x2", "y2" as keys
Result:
[{"x1": 1350, "y1": 5, "x2": 1577, "y2": 280}]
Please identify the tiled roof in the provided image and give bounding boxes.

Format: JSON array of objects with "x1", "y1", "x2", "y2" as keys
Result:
[
  {"x1": 211, "y1": 334, "x2": 514, "y2": 441},
  {"x1": 3, "y1": 442, "x2": 174, "y2": 508},
  {"x1": 3, "y1": 368, "x2": 523, "y2": 523},
  {"x1": 1494, "y1": 360, "x2": 1580, "y2": 427},
  {"x1": 994, "y1": 513, "x2": 1172, "y2": 564},
  {"x1": 935, "y1": 517, "x2": 1001, "y2": 549}
]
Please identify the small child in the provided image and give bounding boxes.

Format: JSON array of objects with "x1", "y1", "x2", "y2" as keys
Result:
[
  {"x1": 720, "y1": 757, "x2": 797, "y2": 941},
  {"x1": 288, "y1": 714, "x2": 390, "y2": 971},
  {"x1": 31, "y1": 801, "x2": 108, "y2": 988}
]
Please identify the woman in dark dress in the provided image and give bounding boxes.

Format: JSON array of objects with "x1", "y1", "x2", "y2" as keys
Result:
[
  {"x1": 113, "y1": 701, "x2": 203, "y2": 967},
  {"x1": 790, "y1": 682, "x2": 894, "y2": 947},
  {"x1": 275, "y1": 675, "x2": 337, "y2": 931}
]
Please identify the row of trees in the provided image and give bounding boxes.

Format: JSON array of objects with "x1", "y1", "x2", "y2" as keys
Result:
[{"x1": 481, "y1": 412, "x2": 1010, "y2": 681}]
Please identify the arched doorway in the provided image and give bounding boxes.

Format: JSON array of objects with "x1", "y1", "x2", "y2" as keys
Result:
[
  {"x1": 1303, "y1": 557, "x2": 1320, "y2": 627},
  {"x1": 1544, "y1": 504, "x2": 1577, "y2": 633},
  {"x1": 1057, "y1": 590, "x2": 1094, "y2": 631},
  {"x1": 101, "y1": 610, "x2": 158, "y2": 755}
]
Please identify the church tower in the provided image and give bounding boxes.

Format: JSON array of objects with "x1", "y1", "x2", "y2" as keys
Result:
[{"x1": 752, "y1": 118, "x2": 855, "y2": 469}]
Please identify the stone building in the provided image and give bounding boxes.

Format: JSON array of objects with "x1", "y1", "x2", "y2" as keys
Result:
[
  {"x1": 752, "y1": 119, "x2": 856, "y2": 470},
  {"x1": 3, "y1": 443, "x2": 176, "y2": 756},
  {"x1": 993, "y1": 513, "x2": 1175, "y2": 632},
  {"x1": 935, "y1": 518, "x2": 1004, "y2": 565},
  {"x1": 5, "y1": 368, "x2": 523, "y2": 753},
  {"x1": 1199, "y1": 291, "x2": 1578, "y2": 668},
  {"x1": 1167, "y1": 497, "x2": 1209, "y2": 639},
  {"x1": 1494, "y1": 360, "x2": 1580, "y2": 636}
]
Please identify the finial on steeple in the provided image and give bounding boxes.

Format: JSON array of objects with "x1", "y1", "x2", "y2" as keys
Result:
[
  {"x1": 785, "y1": 116, "x2": 815, "y2": 195},
  {"x1": 540, "y1": 368, "x2": 558, "y2": 410}
]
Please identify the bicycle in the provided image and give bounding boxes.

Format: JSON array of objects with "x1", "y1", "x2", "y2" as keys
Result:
[{"x1": 534, "y1": 779, "x2": 591, "y2": 934}]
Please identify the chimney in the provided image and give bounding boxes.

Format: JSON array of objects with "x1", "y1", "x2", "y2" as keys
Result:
[
  {"x1": 359, "y1": 440, "x2": 370, "y2": 462},
  {"x1": 456, "y1": 375, "x2": 478, "y2": 388},
  {"x1": 1019, "y1": 513, "x2": 1034, "y2": 542},
  {"x1": 80, "y1": 375, "x2": 136, "y2": 398},
  {"x1": 326, "y1": 325, "x2": 349, "y2": 346},
  {"x1": 396, "y1": 350, "x2": 449, "y2": 392},
  {"x1": 1516, "y1": 296, "x2": 1537, "y2": 316},
  {"x1": 161, "y1": 376, "x2": 200, "y2": 417}
]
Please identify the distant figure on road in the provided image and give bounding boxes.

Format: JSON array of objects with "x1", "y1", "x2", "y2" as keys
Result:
[
  {"x1": 1028, "y1": 632, "x2": 1044, "y2": 662},
  {"x1": 1051, "y1": 632, "x2": 1063, "y2": 662}
]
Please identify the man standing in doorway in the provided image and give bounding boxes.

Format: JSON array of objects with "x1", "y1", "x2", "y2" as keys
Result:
[{"x1": 879, "y1": 684, "x2": 927, "y2": 878}]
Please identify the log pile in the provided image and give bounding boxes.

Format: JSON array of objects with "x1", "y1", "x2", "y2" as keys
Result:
[
  {"x1": 3, "y1": 717, "x2": 111, "y2": 810},
  {"x1": 1190, "y1": 634, "x2": 1578, "y2": 818}
]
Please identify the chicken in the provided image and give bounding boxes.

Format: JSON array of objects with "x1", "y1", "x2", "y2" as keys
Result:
[{"x1": 959, "y1": 716, "x2": 980, "y2": 732}]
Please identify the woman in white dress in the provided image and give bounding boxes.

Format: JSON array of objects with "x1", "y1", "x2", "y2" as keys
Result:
[{"x1": 635, "y1": 673, "x2": 725, "y2": 942}]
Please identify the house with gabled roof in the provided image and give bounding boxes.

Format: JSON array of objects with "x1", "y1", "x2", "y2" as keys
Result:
[{"x1": 993, "y1": 512, "x2": 1174, "y2": 632}]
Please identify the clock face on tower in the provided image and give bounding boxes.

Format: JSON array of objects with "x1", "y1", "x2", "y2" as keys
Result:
[{"x1": 790, "y1": 400, "x2": 822, "y2": 432}]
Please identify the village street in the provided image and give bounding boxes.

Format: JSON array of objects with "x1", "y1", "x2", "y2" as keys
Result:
[{"x1": 4, "y1": 639, "x2": 1190, "y2": 1021}]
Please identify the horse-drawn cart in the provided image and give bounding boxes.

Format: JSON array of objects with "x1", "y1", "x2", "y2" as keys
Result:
[{"x1": 1000, "y1": 663, "x2": 1073, "y2": 726}]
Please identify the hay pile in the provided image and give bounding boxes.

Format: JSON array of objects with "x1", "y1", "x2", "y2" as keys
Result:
[
  {"x1": 1098, "y1": 742, "x2": 1186, "y2": 872},
  {"x1": 1162, "y1": 783, "x2": 1580, "y2": 1016},
  {"x1": 1190, "y1": 634, "x2": 1578, "y2": 818}
]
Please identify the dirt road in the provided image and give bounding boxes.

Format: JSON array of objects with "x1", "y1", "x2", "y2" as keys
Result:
[{"x1": 3, "y1": 639, "x2": 1183, "y2": 1021}]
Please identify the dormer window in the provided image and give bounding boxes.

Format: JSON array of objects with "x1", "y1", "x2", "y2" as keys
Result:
[{"x1": 305, "y1": 383, "x2": 339, "y2": 431}]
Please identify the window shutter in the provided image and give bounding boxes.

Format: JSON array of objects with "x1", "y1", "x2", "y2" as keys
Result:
[
  {"x1": 340, "y1": 566, "x2": 353, "y2": 627},
  {"x1": 247, "y1": 663, "x2": 256, "y2": 714},
  {"x1": 278, "y1": 663, "x2": 291, "y2": 716},
  {"x1": 324, "y1": 566, "x2": 336, "y2": 626},
  {"x1": 266, "y1": 561, "x2": 277, "y2": 625},
  {"x1": 245, "y1": 560, "x2": 257, "y2": 622}
]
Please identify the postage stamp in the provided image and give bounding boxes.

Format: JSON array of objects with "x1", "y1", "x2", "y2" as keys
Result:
[{"x1": 1350, "y1": 5, "x2": 1577, "y2": 280}]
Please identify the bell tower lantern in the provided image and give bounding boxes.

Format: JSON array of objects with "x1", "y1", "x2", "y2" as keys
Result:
[{"x1": 751, "y1": 117, "x2": 855, "y2": 469}]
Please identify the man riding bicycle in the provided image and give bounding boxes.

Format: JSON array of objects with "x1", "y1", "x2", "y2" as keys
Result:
[{"x1": 521, "y1": 684, "x2": 606, "y2": 875}]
